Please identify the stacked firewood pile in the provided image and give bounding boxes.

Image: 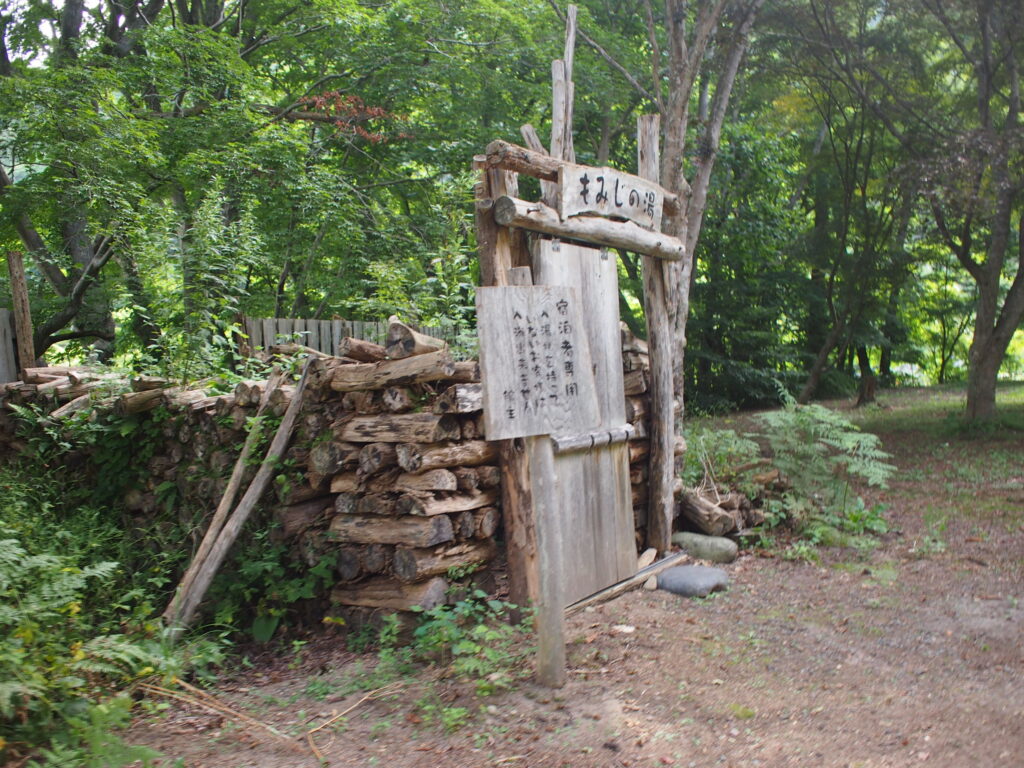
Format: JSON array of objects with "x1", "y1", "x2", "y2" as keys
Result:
[
  {"x1": 619, "y1": 326, "x2": 685, "y2": 544},
  {"x1": 0, "y1": 321, "x2": 503, "y2": 625}
]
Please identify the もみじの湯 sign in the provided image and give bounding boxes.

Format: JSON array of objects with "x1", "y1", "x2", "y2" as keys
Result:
[
  {"x1": 558, "y1": 163, "x2": 664, "y2": 231},
  {"x1": 476, "y1": 285, "x2": 599, "y2": 441}
]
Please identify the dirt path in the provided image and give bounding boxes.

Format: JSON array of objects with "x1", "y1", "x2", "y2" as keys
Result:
[{"x1": 130, "y1": 393, "x2": 1024, "y2": 767}]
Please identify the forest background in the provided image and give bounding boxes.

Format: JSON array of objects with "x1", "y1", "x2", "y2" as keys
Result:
[{"x1": 1, "y1": 0, "x2": 1022, "y2": 419}]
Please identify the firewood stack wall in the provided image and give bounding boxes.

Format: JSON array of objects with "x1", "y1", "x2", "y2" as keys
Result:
[{"x1": 0, "y1": 322, "x2": 663, "y2": 626}]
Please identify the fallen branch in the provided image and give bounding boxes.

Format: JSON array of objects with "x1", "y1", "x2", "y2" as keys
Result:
[
  {"x1": 305, "y1": 681, "x2": 405, "y2": 761},
  {"x1": 139, "y1": 680, "x2": 303, "y2": 750}
]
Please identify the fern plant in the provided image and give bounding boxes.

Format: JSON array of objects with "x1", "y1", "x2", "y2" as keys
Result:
[{"x1": 754, "y1": 390, "x2": 894, "y2": 520}]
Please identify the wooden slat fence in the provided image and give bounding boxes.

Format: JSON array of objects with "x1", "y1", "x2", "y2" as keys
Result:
[
  {"x1": 242, "y1": 316, "x2": 466, "y2": 358},
  {"x1": 0, "y1": 309, "x2": 18, "y2": 384}
]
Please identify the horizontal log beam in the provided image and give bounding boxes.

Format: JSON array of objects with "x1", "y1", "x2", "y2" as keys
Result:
[{"x1": 493, "y1": 196, "x2": 684, "y2": 261}]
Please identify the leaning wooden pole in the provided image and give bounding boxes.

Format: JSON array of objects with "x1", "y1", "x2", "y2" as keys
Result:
[
  {"x1": 637, "y1": 116, "x2": 675, "y2": 555},
  {"x1": 6, "y1": 251, "x2": 36, "y2": 375}
]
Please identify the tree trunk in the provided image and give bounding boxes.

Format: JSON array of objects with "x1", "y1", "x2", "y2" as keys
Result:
[{"x1": 798, "y1": 322, "x2": 845, "y2": 404}]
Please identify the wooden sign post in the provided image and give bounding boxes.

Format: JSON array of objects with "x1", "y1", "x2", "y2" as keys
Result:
[{"x1": 474, "y1": 4, "x2": 682, "y2": 688}]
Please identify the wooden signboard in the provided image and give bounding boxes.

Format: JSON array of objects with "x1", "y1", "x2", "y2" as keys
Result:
[
  {"x1": 558, "y1": 163, "x2": 664, "y2": 231},
  {"x1": 476, "y1": 285, "x2": 599, "y2": 441}
]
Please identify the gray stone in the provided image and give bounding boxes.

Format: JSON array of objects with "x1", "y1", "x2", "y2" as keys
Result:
[
  {"x1": 657, "y1": 565, "x2": 730, "y2": 598},
  {"x1": 671, "y1": 531, "x2": 739, "y2": 563}
]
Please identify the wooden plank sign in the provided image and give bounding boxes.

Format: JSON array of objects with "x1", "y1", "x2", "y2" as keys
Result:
[
  {"x1": 476, "y1": 285, "x2": 599, "y2": 441},
  {"x1": 558, "y1": 163, "x2": 664, "y2": 231}
]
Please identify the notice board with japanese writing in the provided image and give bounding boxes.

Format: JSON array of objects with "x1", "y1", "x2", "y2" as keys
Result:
[{"x1": 476, "y1": 285, "x2": 600, "y2": 441}]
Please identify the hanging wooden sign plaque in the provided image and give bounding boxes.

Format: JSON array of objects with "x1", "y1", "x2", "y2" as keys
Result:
[{"x1": 476, "y1": 285, "x2": 599, "y2": 441}]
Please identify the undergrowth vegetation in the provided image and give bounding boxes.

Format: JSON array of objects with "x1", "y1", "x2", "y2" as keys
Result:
[{"x1": 684, "y1": 390, "x2": 896, "y2": 558}]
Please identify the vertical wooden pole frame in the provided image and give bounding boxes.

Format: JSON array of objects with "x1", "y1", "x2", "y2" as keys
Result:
[
  {"x1": 637, "y1": 117, "x2": 675, "y2": 556},
  {"x1": 6, "y1": 251, "x2": 36, "y2": 376}
]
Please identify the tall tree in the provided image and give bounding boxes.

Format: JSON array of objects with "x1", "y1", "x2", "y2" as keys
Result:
[{"x1": 808, "y1": 0, "x2": 1024, "y2": 420}]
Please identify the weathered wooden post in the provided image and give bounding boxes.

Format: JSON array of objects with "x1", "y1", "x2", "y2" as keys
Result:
[{"x1": 6, "y1": 250, "x2": 36, "y2": 376}]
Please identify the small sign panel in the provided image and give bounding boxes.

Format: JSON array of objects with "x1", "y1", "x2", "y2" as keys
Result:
[
  {"x1": 558, "y1": 163, "x2": 665, "y2": 231},
  {"x1": 476, "y1": 286, "x2": 599, "y2": 441}
]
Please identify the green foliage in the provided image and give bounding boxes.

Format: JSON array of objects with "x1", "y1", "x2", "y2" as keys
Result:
[
  {"x1": 752, "y1": 390, "x2": 894, "y2": 543},
  {"x1": 756, "y1": 391, "x2": 894, "y2": 506},
  {"x1": 410, "y1": 591, "x2": 531, "y2": 696},
  {"x1": 0, "y1": 531, "x2": 167, "y2": 762},
  {"x1": 681, "y1": 424, "x2": 761, "y2": 494}
]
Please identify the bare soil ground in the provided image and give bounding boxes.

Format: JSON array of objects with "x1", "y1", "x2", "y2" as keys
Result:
[{"x1": 129, "y1": 386, "x2": 1024, "y2": 768}]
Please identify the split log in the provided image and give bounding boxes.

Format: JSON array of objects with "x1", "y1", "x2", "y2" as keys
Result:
[
  {"x1": 448, "y1": 360, "x2": 481, "y2": 383},
  {"x1": 334, "y1": 493, "x2": 358, "y2": 516},
  {"x1": 460, "y1": 414, "x2": 485, "y2": 440},
  {"x1": 397, "y1": 488, "x2": 498, "y2": 516},
  {"x1": 394, "y1": 469, "x2": 458, "y2": 492},
  {"x1": 624, "y1": 396, "x2": 648, "y2": 424},
  {"x1": 329, "y1": 514, "x2": 454, "y2": 547},
  {"x1": 329, "y1": 350, "x2": 455, "y2": 392},
  {"x1": 275, "y1": 497, "x2": 332, "y2": 539},
  {"x1": 362, "y1": 468, "x2": 402, "y2": 493},
  {"x1": 336, "y1": 413, "x2": 460, "y2": 444},
  {"x1": 396, "y1": 440, "x2": 497, "y2": 473},
  {"x1": 330, "y1": 576, "x2": 448, "y2": 611},
  {"x1": 358, "y1": 442, "x2": 398, "y2": 475},
  {"x1": 335, "y1": 547, "x2": 363, "y2": 582},
  {"x1": 330, "y1": 472, "x2": 361, "y2": 493},
  {"x1": 392, "y1": 541, "x2": 497, "y2": 583},
  {"x1": 679, "y1": 490, "x2": 737, "y2": 537},
  {"x1": 474, "y1": 507, "x2": 500, "y2": 538},
  {"x1": 309, "y1": 440, "x2": 359, "y2": 481},
  {"x1": 382, "y1": 387, "x2": 415, "y2": 413},
  {"x1": 451, "y1": 467, "x2": 479, "y2": 490},
  {"x1": 233, "y1": 380, "x2": 260, "y2": 407},
  {"x1": 268, "y1": 385, "x2": 295, "y2": 417},
  {"x1": 455, "y1": 510, "x2": 476, "y2": 539},
  {"x1": 34, "y1": 376, "x2": 69, "y2": 393},
  {"x1": 361, "y1": 543, "x2": 391, "y2": 574},
  {"x1": 337, "y1": 336, "x2": 387, "y2": 363},
  {"x1": 435, "y1": 383, "x2": 482, "y2": 414},
  {"x1": 356, "y1": 493, "x2": 398, "y2": 516},
  {"x1": 622, "y1": 351, "x2": 650, "y2": 372},
  {"x1": 623, "y1": 369, "x2": 648, "y2": 395},
  {"x1": 22, "y1": 366, "x2": 74, "y2": 383},
  {"x1": 274, "y1": 482, "x2": 329, "y2": 506},
  {"x1": 475, "y1": 465, "x2": 501, "y2": 488},
  {"x1": 115, "y1": 389, "x2": 164, "y2": 416},
  {"x1": 50, "y1": 394, "x2": 91, "y2": 420},
  {"x1": 340, "y1": 390, "x2": 383, "y2": 414},
  {"x1": 132, "y1": 375, "x2": 169, "y2": 392},
  {"x1": 386, "y1": 316, "x2": 447, "y2": 359}
]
